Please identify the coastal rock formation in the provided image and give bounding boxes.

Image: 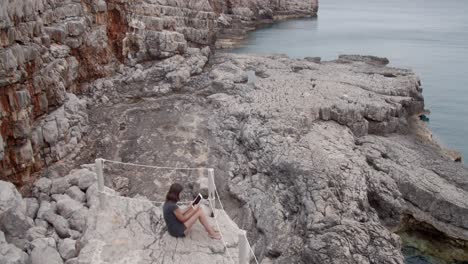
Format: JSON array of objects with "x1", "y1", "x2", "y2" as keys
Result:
[
  {"x1": 78, "y1": 53, "x2": 468, "y2": 263},
  {"x1": 0, "y1": 166, "x2": 244, "y2": 264},
  {"x1": 1, "y1": 0, "x2": 467, "y2": 263},
  {"x1": 0, "y1": 0, "x2": 318, "y2": 186}
]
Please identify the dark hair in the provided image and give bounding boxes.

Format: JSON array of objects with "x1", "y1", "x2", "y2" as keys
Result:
[{"x1": 166, "y1": 183, "x2": 183, "y2": 202}]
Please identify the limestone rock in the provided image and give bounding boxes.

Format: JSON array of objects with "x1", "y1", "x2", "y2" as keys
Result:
[
  {"x1": 58, "y1": 238, "x2": 77, "y2": 260},
  {"x1": 56, "y1": 198, "x2": 83, "y2": 219},
  {"x1": 29, "y1": 237, "x2": 56, "y2": 250},
  {"x1": 26, "y1": 226, "x2": 47, "y2": 241},
  {"x1": 43, "y1": 211, "x2": 70, "y2": 238},
  {"x1": 0, "y1": 242, "x2": 29, "y2": 264},
  {"x1": 66, "y1": 186, "x2": 86, "y2": 203},
  {"x1": 24, "y1": 198, "x2": 39, "y2": 219},
  {"x1": 0, "y1": 207, "x2": 34, "y2": 249},
  {"x1": 67, "y1": 169, "x2": 96, "y2": 190},
  {"x1": 68, "y1": 208, "x2": 88, "y2": 232},
  {"x1": 37, "y1": 200, "x2": 55, "y2": 219},
  {"x1": 0, "y1": 181, "x2": 22, "y2": 214},
  {"x1": 81, "y1": 53, "x2": 466, "y2": 263},
  {"x1": 33, "y1": 178, "x2": 52, "y2": 195},
  {"x1": 30, "y1": 245, "x2": 63, "y2": 264},
  {"x1": 50, "y1": 178, "x2": 71, "y2": 195}
]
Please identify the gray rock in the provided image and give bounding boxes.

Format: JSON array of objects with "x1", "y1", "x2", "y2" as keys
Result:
[
  {"x1": 42, "y1": 121, "x2": 59, "y2": 145},
  {"x1": 58, "y1": 238, "x2": 77, "y2": 260},
  {"x1": 69, "y1": 229, "x2": 81, "y2": 240},
  {"x1": 37, "y1": 200, "x2": 55, "y2": 219},
  {"x1": 26, "y1": 226, "x2": 47, "y2": 241},
  {"x1": 67, "y1": 169, "x2": 96, "y2": 190},
  {"x1": 52, "y1": 194, "x2": 72, "y2": 202},
  {"x1": 66, "y1": 186, "x2": 86, "y2": 203},
  {"x1": 65, "y1": 258, "x2": 78, "y2": 264},
  {"x1": 0, "y1": 242, "x2": 28, "y2": 264},
  {"x1": 50, "y1": 178, "x2": 71, "y2": 195},
  {"x1": 56, "y1": 198, "x2": 83, "y2": 219},
  {"x1": 29, "y1": 237, "x2": 56, "y2": 251},
  {"x1": 24, "y1": 198, "x2": 39, "y2": 219},
  {"x1": 68, "y1": 208, "x2": 88, "y2": 232},
  {"x1": 43, "y1": 211, "x2": 70, "y2": 238},
  {"x1": 85, "y1": 184, "x2": 99, "y2": 208},
  {"x1": 30, "y1": 245, "x2": 63, "y2": 264},
  {"x1": 0, "y1": 181, "x2": 22, "y2": 214},
  {"x1": 34, "y1": 219, "x2": 49, "y2": 229},
  {"x1": 0, "y1": 207, "x2": 34, "y2": 249},
  {"x1": 34, "y1": 178, "x2": 52, "y2": 194}
]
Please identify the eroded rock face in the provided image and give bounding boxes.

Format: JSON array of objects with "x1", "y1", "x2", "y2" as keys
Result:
[{"x1": 0, "y1": 0, "x2": 318, "y2": 186}]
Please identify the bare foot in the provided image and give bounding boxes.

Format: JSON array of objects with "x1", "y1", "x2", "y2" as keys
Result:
[{"x1": 208, "y1": 232, "x2": 221, "y2": 240}]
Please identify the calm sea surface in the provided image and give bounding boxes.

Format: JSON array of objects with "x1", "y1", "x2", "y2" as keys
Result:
[{"x1": 230, "y1": 0, "x2": 468, "y2": 163}]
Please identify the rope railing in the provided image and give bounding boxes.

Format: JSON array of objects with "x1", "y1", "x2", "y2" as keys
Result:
[
  {"x1": 207, "y1": 195, "x2": 236, "y2": 264},
  {"x1": 214, "y1": 189, "x2": 259, "y2": 264},
  {"x1": 102, "y1": 158, "x2": 214, "y2": 171},
  {"x1": 94, "y1": 158, "x2": 259, "y2": 264}
]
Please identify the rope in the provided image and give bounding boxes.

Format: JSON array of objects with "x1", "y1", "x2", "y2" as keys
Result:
[
  {"x1": 98, "y1": 192, "x2": 193, "y2": 206},
  {"x1": 214, "y1": 189, "x2": 259, "y2": 264},
  {"x1": 207, "y1": 197, "x2": 236, "y2": 264},
  {"x1": 102, "y1": 159, "x2": 213, "y2": 171}
]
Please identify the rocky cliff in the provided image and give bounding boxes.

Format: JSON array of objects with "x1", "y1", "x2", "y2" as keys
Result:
[
  {"x1": 0, "y1": 0, "x2": 318, "y2": 186},
  {"x1": 1, "y1": 1, "x2": 468, "y2": 264}
]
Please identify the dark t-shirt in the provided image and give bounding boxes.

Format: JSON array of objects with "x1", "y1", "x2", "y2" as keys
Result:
[{"x1": 163, "y1": 201, "x2": 186, "y2": 237}]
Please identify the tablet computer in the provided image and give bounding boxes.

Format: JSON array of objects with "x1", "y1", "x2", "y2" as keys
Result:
[{"x1": 191, "y1": 193, "x2": 203, "y2": 208}]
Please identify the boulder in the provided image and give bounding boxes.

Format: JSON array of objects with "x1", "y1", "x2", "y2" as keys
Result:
[
  {"x1": 24, "y1": 198, "x2": 39, "y2": 219},
  {"x1": 56, "y1": 198, "x2": 83, "y2": 219},
  {"x1": 33, "y1": 178, "x2": 52, "y2": 194},
  {"x1": 52, "y1": 194, "x2": 72, "y2": 202},
  {"x1": 0, "y1": 242, "x2": 29, "y2": 264},
  {"x1": 65, "y1": 258, "x2": 78, "y2": 264},
  {"x1": 43, "y1": 211, "x2": 70, "y2": 238},
  {"x1": 37, "y1": 200, "x2": 56, "y2": 219},
  {"x1": 68, "y1": 208, "x2": 88, "y2": 232},
  {"x1": 58, "y1": 238, "x2": 77, "y2": 260},
  {"x1": 34, "y1": 219, "x2": 49, "y2": 229},
  {"x1": 0, "y1": 181, "x2": 22, "y2": 214},
  {"x1": 30, "y1": 245, "x2": 63, "y2": 264},
  {"x1": 66, "y1": 186, "x2": 86, "y2": 203},
  {"x1": 0, "y1": 207, "x2": 34, "y2": 249},
  {"x1": 26, "y1": 226, "x2": 47, "y2": 241},
  {"x1": 29, "y1": 237, "x2": 56, "y2": 250},
  {"x1": 67, "y1": 169, "x2": 96, "y2": 190},
  {"x1": 50, "y1": 178, "x2": 71, "y2": 194}
]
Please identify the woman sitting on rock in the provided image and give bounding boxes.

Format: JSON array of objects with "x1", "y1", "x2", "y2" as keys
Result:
[{"x1": 163, "y1": 183, "x2": 221, "y2": 239}]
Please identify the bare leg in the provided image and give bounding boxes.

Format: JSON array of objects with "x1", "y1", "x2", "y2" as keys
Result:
[{"x1": 183, "y1": 207, "x2": 220, "y2": 239}]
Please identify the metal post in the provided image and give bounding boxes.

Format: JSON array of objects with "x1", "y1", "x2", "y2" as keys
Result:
[
  {"x1": 95, "y1": 158, "x2": 105, "y2": 209},
  {"x1": 208, "y1": 168, "x2": 216, "y2": 217},
  {"x1": 238, "y1": 230, "x2": 249, "y2": 264}
]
